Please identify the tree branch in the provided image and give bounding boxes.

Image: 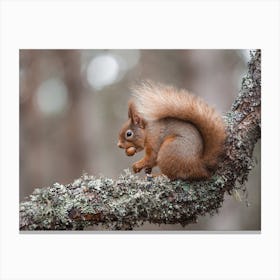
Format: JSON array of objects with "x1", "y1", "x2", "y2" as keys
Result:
[{"x1": 20, "y1": 50, "x2": 261, "y2": 230}]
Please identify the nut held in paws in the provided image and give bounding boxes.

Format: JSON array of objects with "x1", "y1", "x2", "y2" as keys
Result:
[{"x1": 126, "y1": 147, "x2": 136, "y2": 156}]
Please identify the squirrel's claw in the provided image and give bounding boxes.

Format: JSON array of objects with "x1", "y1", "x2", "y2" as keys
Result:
[{"x1": 132, "y1": 162, "x2": 143, "y2": 173}]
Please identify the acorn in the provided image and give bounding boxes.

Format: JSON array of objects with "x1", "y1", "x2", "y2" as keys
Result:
[{"x1": 126, "y1": 147, "x2": 136, "y2": 156}]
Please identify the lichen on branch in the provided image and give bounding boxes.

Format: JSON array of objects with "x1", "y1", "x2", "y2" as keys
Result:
[
  {"x1": 20, "y1": 50, "x2": 261, "y2": 231},
  {"x1": 20, "y1": 170, "x2": 226, "y2": 230}
]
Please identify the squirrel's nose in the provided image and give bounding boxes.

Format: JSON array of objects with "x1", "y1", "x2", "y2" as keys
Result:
[{"x1": 117, "y1": 141, "x2": 124, "y2": 148}]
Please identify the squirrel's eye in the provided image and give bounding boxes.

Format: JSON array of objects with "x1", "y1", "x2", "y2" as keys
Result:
[{"x1": 126, "y1": 130, "x2": 133, "y2": 139}]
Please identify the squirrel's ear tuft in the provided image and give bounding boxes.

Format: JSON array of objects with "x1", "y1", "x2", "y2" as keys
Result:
[
  {"x1": 128, "y1": 100, "x2": 135, "y2": 119},
  {"x1": 128, "y1": 101, "x2": 145, "y2": 128}
]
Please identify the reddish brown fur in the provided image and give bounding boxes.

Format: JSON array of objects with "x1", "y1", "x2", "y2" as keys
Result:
[{"x1": 118, "y1": 81, "x2": 226, "y2": 181}]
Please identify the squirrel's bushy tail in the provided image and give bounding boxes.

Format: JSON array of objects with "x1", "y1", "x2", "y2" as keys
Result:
[{"x1": 132, "y1": 81, "x2": 226, "y2": 171}]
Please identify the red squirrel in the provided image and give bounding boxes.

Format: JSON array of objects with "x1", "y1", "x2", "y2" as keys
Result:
[{"x1": 118, "y1": 81, "x2": 226, "y2": 181}]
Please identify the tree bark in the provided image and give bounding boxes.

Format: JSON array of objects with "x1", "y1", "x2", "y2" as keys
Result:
[{"x1": 20, "y1": 50, "x2": 261, "y2": 231}]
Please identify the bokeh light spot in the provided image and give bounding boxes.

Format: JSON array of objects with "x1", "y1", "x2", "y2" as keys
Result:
[
  {"x1": 35, "y1": 78, "x2": 68, "y2": 115},
  {"x1": 86, "y1": 54, "x2": 119, "y2": 90}
]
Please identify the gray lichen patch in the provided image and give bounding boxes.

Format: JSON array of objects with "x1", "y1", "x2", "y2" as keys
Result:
[
  {"x1": 20, "y1": 170, "x2": 226, "y2": 230},
  {"x1": 220, "y1": 50, "x2": 261, "y2": 207}
]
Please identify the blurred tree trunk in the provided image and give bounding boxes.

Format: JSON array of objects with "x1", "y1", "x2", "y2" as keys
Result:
[{"x1": 58, "y1": 50, "x2": 88, "y2": 180}]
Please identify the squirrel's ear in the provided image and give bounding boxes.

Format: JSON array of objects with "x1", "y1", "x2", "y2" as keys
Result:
[
  {"x1": 128, "y1": 101, "x2": 145, "y2": 128},
  {"x1": 133, "y1": 114, "x2": 146, "y2": 129}
]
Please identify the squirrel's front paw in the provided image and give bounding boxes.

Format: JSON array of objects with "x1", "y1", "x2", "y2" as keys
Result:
[{"x1": 132, "y1": 161, "x2": 144, "y2": 173}]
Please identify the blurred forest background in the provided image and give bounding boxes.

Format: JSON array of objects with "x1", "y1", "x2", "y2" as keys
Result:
[{"x1": 20, "y1": 49, "x2": 260, "y2": 230}]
